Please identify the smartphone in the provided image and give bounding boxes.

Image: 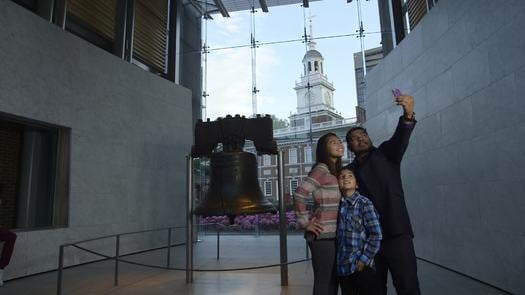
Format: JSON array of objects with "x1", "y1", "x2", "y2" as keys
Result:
[{"x1": 392, "y1": 88, "x2": 402, "y2": 97}]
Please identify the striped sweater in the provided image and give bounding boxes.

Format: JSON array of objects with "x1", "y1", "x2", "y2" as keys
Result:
[{"x1": 294, "y1": 163, "x2": 341, "y2": 239}]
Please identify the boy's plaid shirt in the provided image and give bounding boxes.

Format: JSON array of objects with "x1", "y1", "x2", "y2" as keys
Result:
[{"x1": 336, "y1": 191, "x2": 382, "y2": 276}]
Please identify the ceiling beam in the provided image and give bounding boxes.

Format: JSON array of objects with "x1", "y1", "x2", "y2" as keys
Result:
[
  {"x1": 213, "y1": 0, "x2": 230, "y2": 17},
  {"x1": 259, "y1": 0, "x2": 269, "y2": 12}
]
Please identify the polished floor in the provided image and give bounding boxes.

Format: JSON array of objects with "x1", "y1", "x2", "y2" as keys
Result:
[{"x1": 0, "y1": 234, "x2": 509, "y2": 295}]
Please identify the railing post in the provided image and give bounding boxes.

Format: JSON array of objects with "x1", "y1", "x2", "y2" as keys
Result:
[
  {"x1": 306, "y1": 241, "x2": 310, "y2": 259},
  {"x1": 166, "y1": 228, "x2": 172, "y2": 269},
  {"x1": 114, "y1": 235, "x2": 120, "y2": 286},
  {"x1": 186, "y1": 154, "x2": 194, "y2": 283},
  {"x1": 278, "y1": 150, "x2": 288, "y2": 286},
  {"x1": 216, "y1": 227, "x2": 220, "y2": 260},
  {"x1": 56, "y1": 245, "x2": 64, "y2": 295}
]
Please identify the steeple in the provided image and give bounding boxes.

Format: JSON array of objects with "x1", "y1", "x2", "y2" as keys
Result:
[
  {"x1": 288, "y1": 16, "x2": 342, "y2": 129},
  {"x1": 294, "y1": 15, "x2": 336, "y2": 116},
  {"x1": 308, "y1": 16, "x2": 316, "y2": 51}
]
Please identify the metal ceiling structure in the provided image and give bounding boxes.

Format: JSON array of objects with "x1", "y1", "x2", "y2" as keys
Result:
[{"x1": 194, "y1": 0, "x2": 322, "y2": 17}]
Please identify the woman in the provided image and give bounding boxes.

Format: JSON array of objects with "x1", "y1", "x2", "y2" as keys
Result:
[{"x1": 294, "y1": 132, "x2": 344, "y2": 295}]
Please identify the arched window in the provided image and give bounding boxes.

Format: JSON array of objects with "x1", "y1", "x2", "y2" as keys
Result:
[
  {"x1": 314, "y1": 61, "x2": 319, "y2": 72},
  {"x1": 308, "y1": 62, "x2": 312, "y2": 72}
]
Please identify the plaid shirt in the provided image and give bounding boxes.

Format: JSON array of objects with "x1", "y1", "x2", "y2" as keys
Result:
[{"x1": 337, "y1": 191, "x2": 382, "y2": 276}]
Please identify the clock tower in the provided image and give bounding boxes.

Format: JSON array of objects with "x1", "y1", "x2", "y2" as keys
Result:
[{"x1": 290, "y1": 35, "x2": 343, "y2": 128}]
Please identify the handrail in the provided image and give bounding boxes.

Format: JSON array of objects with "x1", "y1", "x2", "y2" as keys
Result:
[
  {"x1": 59, "y1": 225, "x2": 187, "y2": 247},
  {"x1": 56, "y1": 223, "x2": 309, "y2": 295},
  {"x1": 69, "y1": 243, "x2": 310, "y2": 272},
  {"x1": 56, "y1": 223, "x2": 219, "y2": 295}
]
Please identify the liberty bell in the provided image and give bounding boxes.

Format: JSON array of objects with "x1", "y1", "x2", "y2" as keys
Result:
[{"x1": 191, "y1": 114, "x2": 277, "y2": 216}]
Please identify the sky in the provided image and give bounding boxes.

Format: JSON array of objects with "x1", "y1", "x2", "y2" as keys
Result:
[{"x1": 202, "y1": 0, "x2": 383, "y2": 122}]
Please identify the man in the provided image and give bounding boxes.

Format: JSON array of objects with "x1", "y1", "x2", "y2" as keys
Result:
[{"x1": 345, "y1": 93, "x2": 420, "y2": 295}]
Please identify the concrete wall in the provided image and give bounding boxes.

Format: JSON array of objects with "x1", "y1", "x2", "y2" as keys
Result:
[
  {"x1": 363, "y1": 0, "x2": 525, "y2": 293},
  {"x1": 179, "y1": 0, "x2": 203, "y2": 126},
  {"x1": 0, "y1": 0, "x2": 193, "y2": 279}
]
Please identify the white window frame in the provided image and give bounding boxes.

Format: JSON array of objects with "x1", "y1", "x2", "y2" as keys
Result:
[
  {"x1": 288, "y1": 148, "x2": 298, "y2": 164},
  {"x1": 290, "y1": 179, "x2": 299, "y2": 194},
  {"x1": 264, "y1": 180, "x2": 272, "y2": 196},
  {"x1": 263, "y1": 154, "x2": 272, "y2": 166},
  {"x1": 304, "y1": 146, "x2": 312, "y2": 163}
]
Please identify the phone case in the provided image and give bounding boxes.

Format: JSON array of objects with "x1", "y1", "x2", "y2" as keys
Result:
[{"x1": 392, "y1": 88, "x2": 402, "y2": 97}]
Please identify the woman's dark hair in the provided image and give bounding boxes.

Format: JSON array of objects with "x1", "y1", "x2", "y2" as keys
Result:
[{"x1": 315, "y1": 132, "x2": 342, "y2": 175}]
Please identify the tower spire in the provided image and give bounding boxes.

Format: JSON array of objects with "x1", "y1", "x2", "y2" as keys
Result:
[{"x1": 308, "y1": 13, "x2": 316, "y2": 50}]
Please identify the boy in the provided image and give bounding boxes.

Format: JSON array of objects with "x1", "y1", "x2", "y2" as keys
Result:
[{"x1": 337, "y1": 167, "x2": 382, "y2": 295}]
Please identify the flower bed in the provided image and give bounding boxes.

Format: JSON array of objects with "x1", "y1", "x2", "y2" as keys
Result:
[{"x1": 198, "y1": 211, "x2": 306, "y2": 232}]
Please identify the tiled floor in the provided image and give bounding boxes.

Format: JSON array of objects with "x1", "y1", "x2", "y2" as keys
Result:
[{"x1": 0, "y1": 235, "x2": 509, "y2": 294}]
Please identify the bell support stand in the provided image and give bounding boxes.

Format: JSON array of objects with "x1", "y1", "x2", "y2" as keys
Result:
[
  {"x1": 185, "y1": 150, "x2": 288, "y2": 286},
  {"x1": 186, "y1": 114, "x2": 288, "y2": 286},
  {"x1": 277, "y1": 149, "x2": 288, "y2": 286},
  {"x1": 186, "y1": 154, "x2": 193, "y2": 283}
]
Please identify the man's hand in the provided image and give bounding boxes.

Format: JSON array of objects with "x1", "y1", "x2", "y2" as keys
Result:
[
  {"x1": 356, "y1": 261, "x2": 365, "y2": 272},
  {"x1": 395, "y1": 94, "x2": 415, "y2": 120},
  {"x1": 305, "y1": 217, "x2": 323, "y2": 236}
]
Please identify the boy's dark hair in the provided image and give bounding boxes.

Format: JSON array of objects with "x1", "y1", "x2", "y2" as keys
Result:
[
  {"x1": 337, "y1": 166, "x2": 358, "y2": 184},
  {"x1": 315, "y1": 132, "x2": 342, "y2": 175},
  {"x1": 345, "y1": 126, "x2": 368, "y2": 143}
]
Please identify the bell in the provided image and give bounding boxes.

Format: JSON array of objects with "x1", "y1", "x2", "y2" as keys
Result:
[{"x1": 194, "y1": 151, "x2": 276, "y2": 216}]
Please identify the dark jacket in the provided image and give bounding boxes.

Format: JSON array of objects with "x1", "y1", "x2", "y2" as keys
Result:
[{"x1": 347, "y1": 117, "x2": 416, "y2": 238}]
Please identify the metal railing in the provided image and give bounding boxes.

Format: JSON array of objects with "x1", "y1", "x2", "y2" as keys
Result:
[
  {"x1": 56, "y1": 223, "x2": 309, "y2": 295},
  {"x1": 56, "y1": 224, "x2": 221, "y2": 295},
  {"x1": 273, "y1": 117, "x2": 357, "y2": 136}
]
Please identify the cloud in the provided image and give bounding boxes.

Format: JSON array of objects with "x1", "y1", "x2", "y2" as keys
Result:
[
  {"x1": 207, "y1": 12, "x2": 248, "y2": 45},
  {"x1": 205, "y1": 43, "x2": 288, "y2": 120}
]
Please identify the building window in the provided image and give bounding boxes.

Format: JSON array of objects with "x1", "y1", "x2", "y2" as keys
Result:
[
  {"x1": 66, "y1": 0, "x2": 117, "y2": 53},
  {"x1": 133, "y1": 0, "x2": 169, "y2": 74},
  {"x1": 290, "y1": 179, "x2": 299, "y2": 195},
  {"x1": 308, "y1": 62, "x2": 311, "y2": 72},
  {"x1": 264, "y1": 181, "x2": 272, "y2": 196},
  {"x1": 288, "y1": 148, "x2": 297, "y2": 164},
  {"x1": 263, "y1": 155, "x2": 272, "y2": 166},
  {"x1": 65, "y1": 0, "x2": 170, "y2": 75},
  {"x1": 314, "y1": 61, "x2": 319, "y2": 72},
  {"x1": 304, "y1": 146, "x2": 312, "y2": 163},
  {"x1": 0, "y1": 116, "x2": 70, "y2": 230}
]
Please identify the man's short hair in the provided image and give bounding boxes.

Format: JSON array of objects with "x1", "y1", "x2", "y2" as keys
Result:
[{"x1": 346, "y1": 126, "x2": 368, "y2": 143}]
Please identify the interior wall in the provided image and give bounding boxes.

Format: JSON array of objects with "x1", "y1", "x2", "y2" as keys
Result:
[{"x1": 363, "y1": 0, "x2": 525, "y2": 293}]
